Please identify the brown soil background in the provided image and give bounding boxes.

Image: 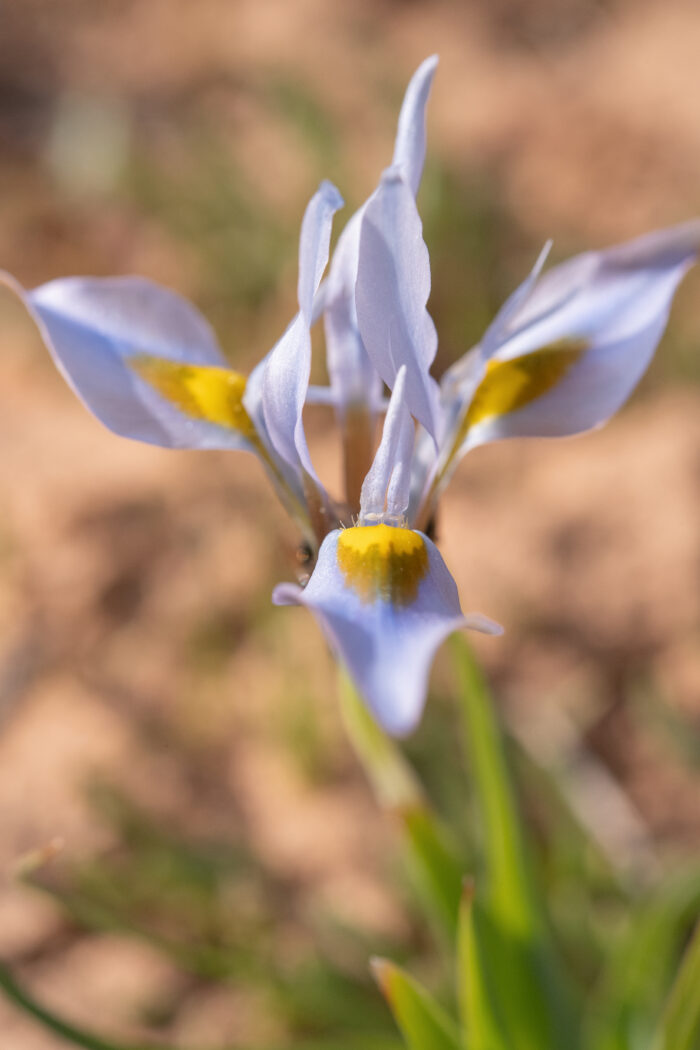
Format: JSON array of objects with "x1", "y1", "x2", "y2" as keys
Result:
[{"x1": 1, "y1": 0, "x2": 700, "y2": 1045}]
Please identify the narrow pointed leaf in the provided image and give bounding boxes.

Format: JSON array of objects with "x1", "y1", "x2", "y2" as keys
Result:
[
  {"x1": 450, "y1": 635, "x2": 580, "y2": 1050},
  {"x1": 654, "y1": 919, "x2": 700, "y2": 1050},
  {"x1": 372, "y1": 958, "x2": 461, "y2": 1050},
  {"x1": 457, "y1": 880, "x2": 509, "y2": 1050},
  {"x1": 588, "y1": 867, "x2": 700, "y2": 1050}
]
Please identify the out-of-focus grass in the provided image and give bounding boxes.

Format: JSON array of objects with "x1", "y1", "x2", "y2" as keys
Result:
[
  {"x1": 27, "y1": 781, "x2": 408, "y2": 1043},
  {"x1": 126, "y1": 135, "x2": 293, "y2": 348},
  {"x1": 264, "y1": 72, "x2": 341, "y2": 172}
]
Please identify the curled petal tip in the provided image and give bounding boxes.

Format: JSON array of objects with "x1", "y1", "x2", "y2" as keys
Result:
[
  {"x1": 271, "y1": 582, "x2": 304, "y2": 607},
  {"x1": 318, "y1": 179, "x2": 344, "y2": 212},
  {"x1": 462, "y1": 612, "x2": 504, "y2": 636}
]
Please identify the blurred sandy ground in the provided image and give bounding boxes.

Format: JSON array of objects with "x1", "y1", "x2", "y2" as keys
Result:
[{"x1": 1, "y1": 0, "x2": 700, "y2": 1045}]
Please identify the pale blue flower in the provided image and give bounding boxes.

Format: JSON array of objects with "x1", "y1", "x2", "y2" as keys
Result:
[{"x1": 2, "y1": 57, "x2": 698, "y2": 734}]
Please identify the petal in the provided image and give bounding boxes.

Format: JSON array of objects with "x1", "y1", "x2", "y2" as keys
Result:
[
  {"x1": 262, "y1": 183, "x2": 343, "y2": 480},
  {"x1": 492, "y1": 222, "x2": 700, "y2": 358},
  {"x1": 273, "y1": 525, "x2": 501, "y2": 735},
  {"x1": 360, "y1": 366, "x2": 414, "y2": 523},
  {"x1": 0, "y1": 272, "x2": 266, "y2": 450},
  {"x1": 321, "y1": 57, "x2": 438, "y2": 418},
  {"x1": 391, "y1": 55, "x2": 439, "y2": 197},
  {"x1": 298, "y1": 179, "x2": 344, "y2": 321},
  {"x1": 356, "y1": 167, "x2": 441, "y2": 439},
  {"x1": 479, "y1": 240, "x2": 552, "y2": 358},
  {"x1": 323, "y1": 210, "x2": 383, "y2": 410},
  {"x1": 449, "y1": 221, "x2": 700, "y2": 457}
]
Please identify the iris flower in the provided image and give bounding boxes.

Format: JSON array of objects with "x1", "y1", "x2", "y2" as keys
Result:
[{"x1": 2, "y1": 57, "x2": 698, "y2": 735}]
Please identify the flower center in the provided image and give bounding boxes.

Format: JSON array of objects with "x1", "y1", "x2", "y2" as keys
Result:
[{"x1": 337, "y1": 524, "x2": 428, "y2": 606}]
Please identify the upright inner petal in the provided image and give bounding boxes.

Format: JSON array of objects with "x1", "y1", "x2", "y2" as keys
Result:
[
  {"x1": 130, "y1": 355, "x2": 257, "y2": 440},
  {"x1": 337, "y1": 524, "x2": 428, "y2": 606}
]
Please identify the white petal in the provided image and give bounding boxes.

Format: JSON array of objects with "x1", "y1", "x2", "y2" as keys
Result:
[
  {"x1": 1, "y1": 273, "x2": 264, "y2": 451},
  {"x1": 360, "y1": 366, "x2": 414, "y2": 522},
  {"x1": 320, "y1": 59, "x2": 437, "y2": 417},
  {"x1": 392, "y1": 55, "x2": 439, "y2": 197},
  {"x1": 297, "y1": 180, "x2": 344, "y2": 321},
  {"x1": 452, "y1": 221, "x2": 700, "y2": 455},
  {"x1": 480, "y1": 240, "x2": 552, "y2": 358},
  {"x1": 262, "y1": 314, "x2": 318, "y2": 477},
  {"x1": 273, "y1": 526, "x2": 500, "y2": 736},
  {"x1": 262, "y1": 183, "x2": 343, "y2": 479},
  {"x1": 356, "y1": 168, "x2": 441, "y2": 439},
  {"x1": 491, "y1": 223, "x2": 700, "y2": 361},
  {"x1": 323, "y1": 211, "x2": 383, "y2": 410}
]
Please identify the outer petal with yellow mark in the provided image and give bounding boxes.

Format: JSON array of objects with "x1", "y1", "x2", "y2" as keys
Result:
[
  {"x1": 447, "y1": 221, "x2": 700, "y2": 461},
  {"x1": 274, "y1": 524, "x2": 501, "y2": 736},
  {"x1": 1, "y1": 272, "x2": 263, "y2": 453}
]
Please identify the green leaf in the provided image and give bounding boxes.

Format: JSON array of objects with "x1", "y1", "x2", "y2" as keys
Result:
[
  {"x1": 371, "y1": 958, "x2": 461, "y2": 1050},
  {"x1": 450, "y1": 635, "x2": 579, "y2": 1050},
  {"x1": 339, "y1": 670, "x2": 464, "y2": 941},
  {"x1": 654, "y1": 920, "x2": 700, "y2": 1050},
  {"x1": 588, "y1": 866, "x2": 700, "y2": 1050},
  {"x1": 399, "y1": 805, "x2": 464, "y2": 938},
  {"x1": 457, "y1": 879, "x2": 509, "y2": 1050}
]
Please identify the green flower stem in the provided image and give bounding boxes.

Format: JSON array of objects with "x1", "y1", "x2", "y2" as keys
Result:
[{"x1": 338, "y1": 669, "x2": 464, "y2": 940}]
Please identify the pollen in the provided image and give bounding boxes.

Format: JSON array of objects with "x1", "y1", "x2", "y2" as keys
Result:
[
  {"x1": 337, "y1": 524, "x2": 428, "y2": 606},
  {"x1": 130, "y1": 355, "x2": 258, "y2": 440}
]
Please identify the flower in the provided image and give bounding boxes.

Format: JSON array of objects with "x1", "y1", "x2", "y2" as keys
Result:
[
  {"x1": 2, "y1": 58, "x2": 698, "y2": 735},
  {"x1": 274, "y1": 366, "x2": 500, "y2": 735}
]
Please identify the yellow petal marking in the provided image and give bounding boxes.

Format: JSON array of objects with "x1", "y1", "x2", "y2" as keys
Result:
[
  {"x1": 129, "y1": 355, "x2": 258, "y2": 441},
  {"x1": 462, "y1": 337, "x2": 588, "y2": 436},
  {"x1": 337, "y1": 525, "x2": 428, "y2": 606}
]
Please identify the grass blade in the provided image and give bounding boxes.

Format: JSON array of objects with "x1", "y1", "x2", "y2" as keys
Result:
[
  {"x1": 371, "y1": 958, "x2": 461, "y2": 1050},
  {"x1": 450, "y1": 635, "x2": 579, "y2": 1050},
  {"x1": 654, "y1": 920, "x2": 700, "y2": 1050},
  {"x1": 588, "y1": 866, "x2": 700, "y2": 1050},
  {"x1": 457, "y1": 879, "x2": 509, "y2": 1050},
  {"x1": 0, "y1": 959, "x2": 163, "y2": 1050}
]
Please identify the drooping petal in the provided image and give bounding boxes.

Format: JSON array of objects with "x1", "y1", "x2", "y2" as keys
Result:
[
  {"x1": 444, "y1": 221, "x2": 700, "y2": 461},
  {"x1": 391, "y1": 54, "x2": 439, "y2": 196},
  {"x1": 273, "y1": 525, "x2": 501, "y2": 736},
  {"x1": 0, "y1": 272, "x2": 275, "y2": 451},
  {"x1": 359, "y1": 366, "x2": 414, "y2": 524},
  {"x1": 262, "y1": 182, "x2": 343, "y2": 481},
  {"x1": 356, "y1": 167, "x2": 441, "y2": 439}
]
